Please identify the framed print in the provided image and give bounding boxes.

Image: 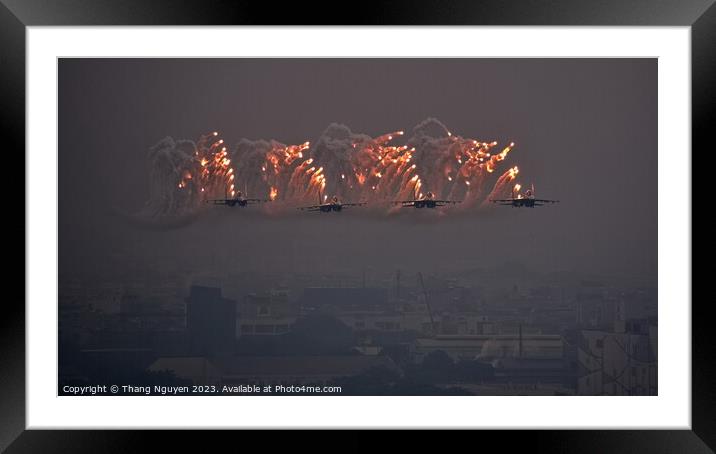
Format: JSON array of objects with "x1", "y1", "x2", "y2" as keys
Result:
[{"x1": 5, "y1": 0, "x2": 710, "y2": 450}]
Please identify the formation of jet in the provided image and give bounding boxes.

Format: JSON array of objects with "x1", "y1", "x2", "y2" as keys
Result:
[
  {"x1": 490, "y1": 184, "x2": 559, "y2": 208},
  {"x1": 206, "y1": 191, "x2": 269, "y2": 207},
  {"x1": 207, "y1": 185, "x2": 558, "y2": 211},
  {"x1": 392, "y1": 191, "x2": 461, "y2": 209},
  {"x1": 298, "y1": 193, "x2": 366, "y2": 213}
]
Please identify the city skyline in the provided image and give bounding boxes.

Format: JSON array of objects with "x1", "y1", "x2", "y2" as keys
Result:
[{"x1": 58, "y1": 57, "x2": 658, "y2": 396}]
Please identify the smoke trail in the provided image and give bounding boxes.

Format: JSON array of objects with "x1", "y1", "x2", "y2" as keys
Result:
[
  {"x1": 134, "y1": 118, "x2": 524, "y2": 223},
  {"x1": 482, "y1": 166, "x2": 520, "y2": 207},
  {"x1": 143, "y1": 136, "x2": 201, "y2": 217}
]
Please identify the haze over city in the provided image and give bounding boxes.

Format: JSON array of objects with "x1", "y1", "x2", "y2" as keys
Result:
[{"x1": 59, "y1": 58, "x2": 657, "y2": 396}]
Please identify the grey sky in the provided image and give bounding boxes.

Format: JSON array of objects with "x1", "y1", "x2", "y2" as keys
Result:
[{"x1": 59, "y1": 58, "x2": 657, "y2": 279}]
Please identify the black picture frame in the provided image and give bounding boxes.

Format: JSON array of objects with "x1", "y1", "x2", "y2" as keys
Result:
[{"x1": 3, "y1": 0, "x2": 708, "y2": 450}]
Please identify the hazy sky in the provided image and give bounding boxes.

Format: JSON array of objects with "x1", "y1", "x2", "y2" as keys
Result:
[{"x1": 58, "y1": 58, "x2": 657, "y2": 280}]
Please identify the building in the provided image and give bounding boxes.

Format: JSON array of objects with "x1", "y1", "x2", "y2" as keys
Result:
[
  {"x1": 186, "y1": 285, "x2": 236, "y2": 354},
  {"x1": 576, "y1": 318, "x2": 657, "y2": 395},
  {"x1": 489, "y1": 357, "x2": 570, "y2": 385},
  {"x1": 411, "y1": 333, "x2": 565, "y2": 363},
  {"x1": 451, "y1": 382, "x2": 575, "y2": 396},
  {"x1": 576, "y1": 293, "x2": 618, "y2": 329},
  {"x1": 237, "y1": 290, "x2": 298, "y2": 337}
]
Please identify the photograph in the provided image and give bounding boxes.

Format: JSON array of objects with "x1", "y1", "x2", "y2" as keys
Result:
[
  {"x1": 4, "y1": 0, "x2": 707, "y2": 447},
  {"x1": 57, "y1": 57, "x2": 658, "y2": 397}
]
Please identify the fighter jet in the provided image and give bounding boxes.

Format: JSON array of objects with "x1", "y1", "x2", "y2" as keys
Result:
[
  {"x1": 298, "y1": 189, "x2": 366, "y2": 213},
  {"x1": 393, "y1": 191, "x2": 461, "y2": 209},
  {"x1": 491, "y1": 184, "x2": 559, "y2": 208},
  {"x1": 206, "y1": 191, "x2": 269, "y2": 207}
]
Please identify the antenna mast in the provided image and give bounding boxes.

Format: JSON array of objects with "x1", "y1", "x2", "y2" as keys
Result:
[{"x1": 418, "y1": 272, "x2": 436, "y2": 335}]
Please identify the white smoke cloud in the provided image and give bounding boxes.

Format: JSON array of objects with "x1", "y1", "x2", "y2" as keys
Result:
[{"x1": 130, "y1": 118, "x2": 521, "y2": 225}]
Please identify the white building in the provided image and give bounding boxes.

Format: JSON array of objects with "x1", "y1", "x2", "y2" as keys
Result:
[{"x1": 577, "y1": 319, "x2": 657, "y2": 395}]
